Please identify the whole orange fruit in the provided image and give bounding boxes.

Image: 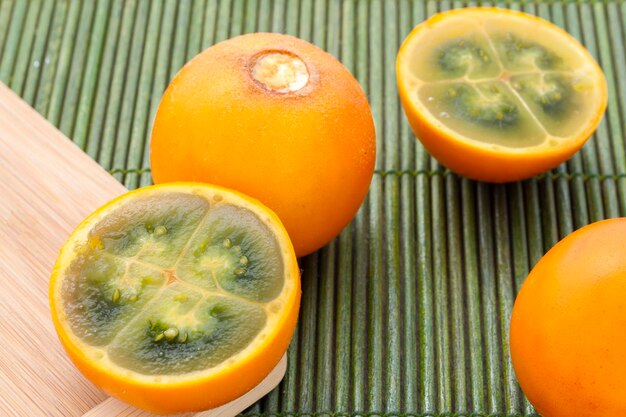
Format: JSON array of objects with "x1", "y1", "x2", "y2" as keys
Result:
[
  {"x1": 150, "y1": 33, "x2": 376, "y2": 257},
  {"x1": 50, "y1": 183, "x2": 301, "y2": 413},
  {"x1": 510, "y1": 219, "x2": 626, "y2": 416}
]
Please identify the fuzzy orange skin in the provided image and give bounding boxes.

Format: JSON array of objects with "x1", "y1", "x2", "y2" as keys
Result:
[
  {"x1": 49, "y1": 183, "x2": 301, "y2": 414},
  {"x1": 510, "y1": 219, "x2": 626, "y2": 417},
  {"x1": 396, "y1": 8, "x2": 607, "y2": 183},
  {"x1": 150, "y1": 33, "x2": 376, "y2": 257}
]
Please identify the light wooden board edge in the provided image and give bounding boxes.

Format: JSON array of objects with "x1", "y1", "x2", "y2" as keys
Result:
[
  {"x1": 0, "y1": 82, "x2": 123, "y2": 416},
  {"x1": 0, "y1": 82, "x2": 287, "y2": 416},
  {"x1": 84, "y1": 355, "x2": 287, "y2": 417}
]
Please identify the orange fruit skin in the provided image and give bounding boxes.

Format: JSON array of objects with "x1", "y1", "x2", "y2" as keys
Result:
[
  {"x1": 150, "y1": 33, "x2": 376, "y2": 257},
  {"x1": 52, "y1": 302, "x2": 299, "y2": 413},
  {"x1": 52, "y1": 302, "x2": 299, "y2": 414},
  {"x1": 399, "y1": 90, "x2": 601, "y2": 183},
  {"x1": 49, "y1": 184, "x2": 301, "y2": 414},
  {"x1": 510, "y1": 219, "x2": 626, "y2": 417},
  {"x1": 396, "y1": 8, "x2": 607, "y2": 183}
]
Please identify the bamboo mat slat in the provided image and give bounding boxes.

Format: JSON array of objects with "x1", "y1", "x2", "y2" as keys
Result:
[{"x1": 2, "y1": 1, "x2": 626, "y2": 416}]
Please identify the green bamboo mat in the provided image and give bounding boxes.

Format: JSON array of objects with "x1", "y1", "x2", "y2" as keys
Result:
[{"x1": 2, "y1": 0, "x2": 626, "y2": 416}]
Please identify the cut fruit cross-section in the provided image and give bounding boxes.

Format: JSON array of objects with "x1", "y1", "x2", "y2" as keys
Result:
[
  {"x1": 396, "y1": 8, "x2": 607, "y2": 182},
  {"x1": 49, "y1": 183, "x2": 301, "y2": 414}
]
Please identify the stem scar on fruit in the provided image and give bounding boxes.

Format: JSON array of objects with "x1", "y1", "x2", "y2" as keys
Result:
[
  {"x1": 251, "y1": 51, "x2": 310, "y2": 93},
  {"x1": 247, "y1": 48, "x2": 318, "y2": 97}
]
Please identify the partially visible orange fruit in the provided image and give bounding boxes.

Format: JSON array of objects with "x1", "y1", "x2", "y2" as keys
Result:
[
  {"x1": 150, "y1": 33, "x2": 376, "y2": 257},
  {"x1": 397, "y1": 8, "x2": 607, "y2": 182},
  {"x1": 49, "y1": 183, "x2": 300, "y2": 414},
  {"x1": 510, "y1": 219, "x2": 626, "y2": 416}
]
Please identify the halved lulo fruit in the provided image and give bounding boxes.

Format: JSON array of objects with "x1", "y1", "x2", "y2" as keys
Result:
[
  {"x1": 49, "y1": 183, "x2": 300, "y2": 414},
  {"x1": 397, "y1": 7, "x2": 607, "y2": 182}
]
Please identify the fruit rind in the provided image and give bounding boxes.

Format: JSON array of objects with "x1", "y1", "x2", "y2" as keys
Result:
[
  {"x1": 49, "y1": 183, "x2": 301, "y2": 413},
  {"x1": 396, "y1": 7, "x2": 607, "y2": 182}
]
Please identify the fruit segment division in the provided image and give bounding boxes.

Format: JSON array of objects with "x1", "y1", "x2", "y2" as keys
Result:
[
  {"x1": 49, "y1": 184, "x2": 301, "y2": 414},
  {"x1": 397, "y1": 8, "x2": 607, "y2": 182}
]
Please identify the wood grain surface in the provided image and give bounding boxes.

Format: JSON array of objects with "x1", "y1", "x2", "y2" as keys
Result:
[{"x1": 0, "y1": 83, "x2": 285, "y2": 416}]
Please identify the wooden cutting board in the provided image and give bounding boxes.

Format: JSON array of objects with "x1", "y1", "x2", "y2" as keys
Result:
[{"x1": 0, "y1": 83, "x2": 285, "y2": 417}]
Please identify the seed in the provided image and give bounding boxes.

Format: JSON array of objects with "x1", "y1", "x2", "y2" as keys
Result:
[
  {"x1": 154, "y1": 225, "x2": 167, "y2": 236},
  {"x1": 173, "y1": 294, "x2": 188, "y2": 303},
  {"x1": 179, "y1": 332, "x2": 188, "y2": 343},
  {"x1": 232, "y1": 245, "x2": 242, "y2": 254},
  {"x1": 234, "y1": 268, "x2": 246, "y2": 276},
  {"x1": 112, "y1": 289, "x2": 121, "y2": 304},
  {"x1": 223, "y1": 238, "x2": 232, "y2": 249},
  {"x1": 164, "y1": 327, "x2": 179, "y2": 341},
  {"x1": 239, "y1": 256, "x2": 249, "y2": 266},
  {"x1": 154, "y1": 333, "x2": 165, "y2": 342},
  {"x1": 88, "y1": 237, "x2": 104, "y2": 250},
  {"x1": 129, "y1": 295, "x2": 138, "y2": 302}
]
